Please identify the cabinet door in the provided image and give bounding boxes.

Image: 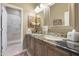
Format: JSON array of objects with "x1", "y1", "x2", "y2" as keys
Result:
[
  {"x1": 26, "y1": 35, "x2": 31, "y2": 52},
  {"x1": 47, "y1": 45, "x2": 56, "y2": 56},
  {"x1": 35, "y1": 40, "x2": 40, "y2": 56},
  {"x1": 47, "y1": 44, "x2": 70, "y2": 56},
  {"x1": 35, "y1": 39, "x2": 47, "y2": 56},
  {"x1": 55, "y1": 48, "x2": 71, "y2": 56},
  {"x1": 23, "y1": 35, "x2": 29, "y2": 49},
  {"x1": 38, "y1": 42, "x2": 47, "y2": 56},
  {"x1": 25, "y1": 35, "x2": 29, "y2": 49},
  {"x1": 30, "y1": 37, "x2": 35, "y2": 55},
  {"x1": 26, "y1": 35, "x2": 28, "y2": 49}
]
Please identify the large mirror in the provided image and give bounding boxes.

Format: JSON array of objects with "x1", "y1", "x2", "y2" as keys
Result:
[
  {"x1": 37, "y1": 3, "x2": 71, "y2": 27},
  {"x1": 50, "y1": 3, "x2": 70, "y2": 26},
  {"x1": 36, "y1": 3, "x2": 73, "y2": 37}
]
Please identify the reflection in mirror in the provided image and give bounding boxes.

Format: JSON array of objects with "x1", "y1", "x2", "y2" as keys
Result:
[
  {"x1": 36, "y1": 3, "x2": 73, "y2": 38},
  {"x1": 37, "y1": 3, "x2": 70, "y2": 27},
  {"x1": 37, "y1": 11, "x2": 44, "y2": 27},
  {"x1": 50, "y1": 3, "x2": 70, "y2": 26}
]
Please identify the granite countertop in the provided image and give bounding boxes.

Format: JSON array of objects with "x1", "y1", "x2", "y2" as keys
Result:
[{"x1": 26, "y1": 33, "x2": 79, "y2": 55}]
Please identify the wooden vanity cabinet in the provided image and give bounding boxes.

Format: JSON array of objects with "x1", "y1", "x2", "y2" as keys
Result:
[
  {"x1": 25, "y1": 35, "x2": 77, "y2": 56},
  {"x1": 26, "y1": 35, "x2": 35, "y2": 55}
]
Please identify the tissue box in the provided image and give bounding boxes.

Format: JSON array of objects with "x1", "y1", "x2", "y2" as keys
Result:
[{"x1": 67, "y1": 32, "x2": 79, "y2": 41}]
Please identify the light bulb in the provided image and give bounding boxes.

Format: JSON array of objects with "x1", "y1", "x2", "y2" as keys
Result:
[{"x1": 72, "y1": 29, "x2": 76, "y2": 32}]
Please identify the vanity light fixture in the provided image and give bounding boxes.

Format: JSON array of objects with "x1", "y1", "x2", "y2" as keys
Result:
[
  {"x1": 34, "y1": 3, "x2": 55, "y2": 13},
  {"x1": 34, "y1": 6, "x2": 40, "y2": 13},
  {"x1": 34, "y1": 3, "x2": 46, "y2": 13}
]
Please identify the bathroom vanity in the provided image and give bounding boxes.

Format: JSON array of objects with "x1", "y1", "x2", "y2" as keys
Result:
[
  {"x1": 24, "y1": 34, "x2": 79, "y2": 56},
  {"x1": 24, "y1": 3, "x2": 79, "y2": 56}
]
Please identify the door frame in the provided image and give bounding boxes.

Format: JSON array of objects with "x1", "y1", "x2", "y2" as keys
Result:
[
  {"x1": 2, "y1": 3, "x2": 23, "y2": 50},
  {"x1": 0, "y1": 3, "x2": 2, "y2": 56}
]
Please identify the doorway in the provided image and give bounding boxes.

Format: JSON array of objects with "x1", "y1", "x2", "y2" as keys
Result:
[{"x1": 2, "y1": 4, "x2": 23, "y2": 56}]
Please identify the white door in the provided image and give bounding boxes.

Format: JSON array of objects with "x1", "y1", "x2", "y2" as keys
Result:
[
  {"x1": 2, "y1": 5, "x2": 7, "y2": 55},
  {"x1": 0, "y1": 4, "x2": 1, "y2": 56}
]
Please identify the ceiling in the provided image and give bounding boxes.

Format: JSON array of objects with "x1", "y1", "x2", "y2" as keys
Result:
[{"x1": 11, "y1": 3, "x2": 39, "y2": 9}]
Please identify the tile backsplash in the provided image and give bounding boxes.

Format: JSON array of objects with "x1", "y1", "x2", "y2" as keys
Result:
[{"x1": 48, "y1": 26, "x2": 73, "y2": 37}]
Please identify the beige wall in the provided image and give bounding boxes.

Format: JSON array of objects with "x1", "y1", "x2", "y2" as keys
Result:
[
  {"x1": 67, "y1": 3, "x2": 79, "y2": 32},
  {"x1": 50, "y1": 3, "x2": 69, "y2": 26},
  {"x1": 10, "y1": 3, "x2": 37, "y2": 38},
  {"x1": 73, "y1": 3, "x2": 79, "y2": 32},
  {"x1": 44, "y1": 7, "x2": 50, "y2": 25}
]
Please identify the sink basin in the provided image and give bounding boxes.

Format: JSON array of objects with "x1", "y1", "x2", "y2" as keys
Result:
[
  {"x1": 31, "y1": 33, "x2": 43, "y2": 36},
  {"x1": 56, "y1": 41, "x2": 68, "y2": 47},
  {"x1": 44, "y1": 35, "x2": 66, "y2": 41}
]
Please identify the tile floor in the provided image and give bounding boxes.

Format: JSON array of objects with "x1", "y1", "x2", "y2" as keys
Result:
[
  {"x1": 15, "y1": 50, "x2": 28, "y2": 56},
  {"x1": 3, "y1": 43, "x2": 23, "y2": 56}
]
